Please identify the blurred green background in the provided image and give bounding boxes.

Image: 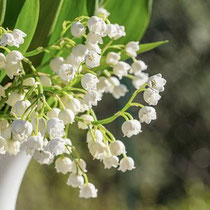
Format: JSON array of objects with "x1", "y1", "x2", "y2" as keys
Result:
[{"x1": 16, "y1": 0, "x2": 210, "y2": 210}]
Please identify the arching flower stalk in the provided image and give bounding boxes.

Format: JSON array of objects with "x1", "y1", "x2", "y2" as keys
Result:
[{"x1": 0, "y1": 7, "x2": 166, "y2": 199}]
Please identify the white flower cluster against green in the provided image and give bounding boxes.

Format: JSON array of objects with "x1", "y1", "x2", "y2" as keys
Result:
[{"x1": 0, "y1": 8, "x2": 166, "y2": 199}]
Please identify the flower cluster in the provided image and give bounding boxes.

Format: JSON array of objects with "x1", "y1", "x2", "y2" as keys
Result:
[{"x1": 0, "y1": 8, "x2": 166, "y2": 199}]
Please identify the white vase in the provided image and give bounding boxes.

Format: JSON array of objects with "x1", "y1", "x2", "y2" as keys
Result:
[{"x1": 0, "y1": 150, "x2": 31, "y2": 210}]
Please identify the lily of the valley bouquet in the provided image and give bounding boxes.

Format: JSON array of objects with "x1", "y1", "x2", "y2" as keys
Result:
[{"x1": 0, "y1": 7, "x2": 166, "y2": 198}]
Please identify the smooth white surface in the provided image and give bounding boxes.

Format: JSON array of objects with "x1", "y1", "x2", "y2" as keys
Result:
[{"x1": 0, "y1": 150, "x2": 31, "y2": 210}]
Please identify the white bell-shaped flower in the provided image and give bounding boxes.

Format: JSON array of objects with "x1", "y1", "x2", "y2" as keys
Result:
[
  {"x1": 86, "y1": 129, "x2": 103, "y2": 143},
  {"x1": 88, "y1": 141, "x2": 106, "y2": 160},
  {"x1": 6, "y1": 50, "x2": 24, "y2": 64},
  {"x1": 106, "y1": 24, "x2": 125, "y2": 40},
  {"x1": 71, "y1": 21, "x2": 86, "y2": 38},
  {"x1": 55, "y1": 157, "x2": 72, "y2": 174},
  {"x1": 79, "y1": 183, "x2": 98, "y2": 199},
  {"x1": 85, "y1": 42, "x2": 102, "y2": 54},
  {"x1": 125, "y1": 41, "x2": 139, "y2": 57},
  {"x1": 71, "y1": 159, "x2": 87, "y2": 175},
  {"x1": 0, "y1": 53, "x2": 6, "y2": 68},
  {"x1": 148, "y1": 73, "x2": 166, "y2": 92},
  {"x1": 121, "y1": 120, "x2": 142, "y2": 138},
  {"x1": 58, "y1": 109, "x2": 75, "y2": 125},
  {"x1": 65, "y1": 98, "x2": 81, "y2": 114},
  {"x1": 83, "y1": 90, "x2": 101, "y2": 107},
  {"x1": 7, "y1": 139, "x2": 20, "y2": 155},
  {"x1": 4, "y1": 62, "x2": 23, "y2": 79},
  {"x1": 118, "y1": 156, "x2": 135, "y2": 172},
  {"x1": 25, "y1": 135, "x2": 44, "y2": 155},
  {"x1": 58, "y1": 64, "x2": 76, "y2": 82},
  {"x1": 81, "y1": 73, "x2": 99, "y2": 90},
  {"x1": 39, "y1": 76, "x2": 52, "y2": 87},
  {"x1": 47, "y1": 108, "x2": 61, "y2": 119},
  {"x1": 87, "y1": 16, "x2": 107, "y2": 36},
  {"x1": 110, "y1": 140, "x2": 126, "y2": 156},
  {"x1": 47, "y1": 117, "x2": 65, "y2": 139},
  {"x1": 106, "y1": 52, "x2": 120, "y2": 66},
  {"x1": 23, "y1": 77, "x2": 36, "y2": 87},
  {"x1": 72, "y1": 44, "x2": 88, "y2": 60},
  {"x1": 0, "y1": 137, "x2": 7, "y2": 154},
  {"x1": 97, "y1": 76, "x2": 111, "y2": 93},
  {"x1": 131, "y1": 60, "x2": 148, "y2": 75},
  {"x1": 48, "y1": 137, "x2": 66, "y2": 156},
  {"x1": 67, "y1": 173, "x2": 84, "y2": 188},
  {"x1": 31, "y1": 117, "x2": 46, "y2": 136},
  {"x1": 96, "y1": 7, "x2": 110, "y2": 17},
  {"x1": 85, "y1": 51, "x2": 101, "y2": 69},
  {"x1": 143, "y1": 88, "x2": 161, "y2": 105},
  {"x1": 138, "y1": 106, "x2": 157, "y2": 124},
  {"x1": 132, "y1": 73, "x2": 149, "y2": 89},
  {"x1": 12, "y1": 29, "x2": 26, "y2": 47},
  {"x1": 6, "y1": 92, "x2": 24, "y2": 106},
  {"x1": 103, "y1": 155, "x2": 119, "y2": 169},
  {"x1": 33, "y1": 148, "x2": 54, "y2": 165},
  {"x1": 112, "y1": 84, "x2": 128, "y2": 99},
  {"x1": 11, "y1": 119, "x2": 33, "y2": 142},
  {"x1": 86, "y1": 32, "x2": 103, "y2": 44},
  {"x1": 50, "y1": 57, "x2": 65, "y2": 74},
  {"x1": 113, "y1": 61, "x2": 130, "y2": 79},
  {"x1": 78, "y1": 114, "x2": 94, "y2": 130},
  {"x1": 11, "y1": 99, "x2": 31, "y2": 117},
  {"x1": 107, "y1": 76, "x2": 120, "y2": 93},
  {"x1": 0, "y1": 33, "x2": 15, "y2": 46}
]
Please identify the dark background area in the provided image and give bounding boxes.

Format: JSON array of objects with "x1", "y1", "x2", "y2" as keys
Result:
[{"x1": 17, "y1": 0, "x2": 210, "y2": 209}]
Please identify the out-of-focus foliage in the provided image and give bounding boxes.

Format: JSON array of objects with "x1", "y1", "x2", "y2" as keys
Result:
[{"x1": 16, "y1": 0, "x2": 210, "y2": 209}]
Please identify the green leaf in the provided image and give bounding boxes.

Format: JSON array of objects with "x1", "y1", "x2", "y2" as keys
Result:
[
  {"x1": 87, "y1": 0, "x2": 99, "y2": 16},
  {"x1": 14, "y1": 0, "x2": 40, "y2": 53},
  {"x1": 40, "y1": 0, "x2": 87, "y2": 73},
  {"x1": 105, "y1": 0, "x2": 153, "y2": 43},
  {"x1": 0, "y1": 0, "x2": 6, "y2": 25},
  {"x1": 121, "y1": 40, "x2": 169, "y2": 60},
  {"x1": 0, "y1": 0, "x2": 40, "y2": 83}
]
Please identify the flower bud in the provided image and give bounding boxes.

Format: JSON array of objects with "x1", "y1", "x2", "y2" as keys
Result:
[
  {"x1": 23, "y1": 77, "x2": 36, "y2": 86},
  {"x1": 39, "y1": 76, "x2": 52, "y2": 87},
  {"x1": 6, "y1": 92, "x2": 24, "y2": 106}
]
